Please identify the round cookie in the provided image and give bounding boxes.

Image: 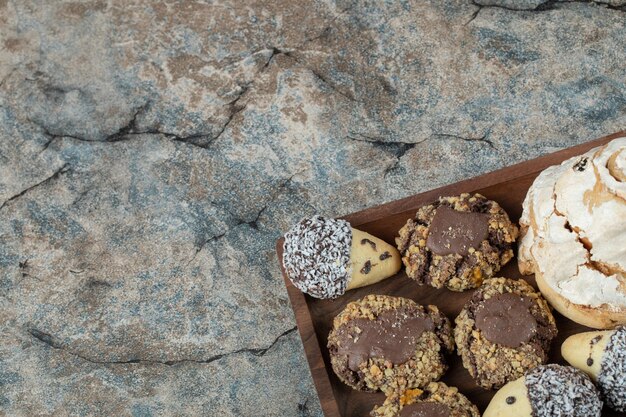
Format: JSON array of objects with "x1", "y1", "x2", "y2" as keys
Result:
[
  {"x1": 396, "y1": 193, "x2": 518, "y2": 291},
  {"x1": 371, "y1": 382, "x2": 480, "y2": 417},
  {"x1": 561, "y1": 326, "x2": 626, "y2": 412},
  {"x1": 483, "y1": 364, "x2": 602, "y2": 417},
  {"x1": 327, "y1": 294, "x2": 454, "y2": 394},
  {"x1": 454, "y1": 278, "x2": 557, "y2": 390},
  {"x1": 518, "y1": 137, "x2": 626, "y2": 329}
]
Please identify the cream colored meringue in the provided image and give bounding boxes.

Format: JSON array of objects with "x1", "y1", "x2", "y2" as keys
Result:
[{"x1": 519, "y1": 138, "x2": 626, "y2": 327}]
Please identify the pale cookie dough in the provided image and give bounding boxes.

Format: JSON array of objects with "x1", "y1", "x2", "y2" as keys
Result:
[{"x1": 518, "y1": 137, "x2": 626, "y2": 328}]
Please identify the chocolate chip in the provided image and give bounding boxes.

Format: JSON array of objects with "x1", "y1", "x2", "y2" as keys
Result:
[
  {"x1": 360, "y1": 261, "x2": 372, "y2": 274},
  {"x1": 506, "y1": 396, "x2": 516, "y2": 405},
  {"x1": 360, "y1": 238, "x2": 377, "y2": 250},
  {"x1": 587, "y1": 358, "x2": 594, "y2": 366},
  {"x1": 573, "y1": 157, "x2": 588, "y2": 172},
  {"x1": 379, "y1": 251, "x2": 392, "y2": 261}
]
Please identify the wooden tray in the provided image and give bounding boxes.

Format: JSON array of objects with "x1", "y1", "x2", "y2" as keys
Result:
[{"x1": 276, "y1": 131, "x2": 626, "y2": 417}]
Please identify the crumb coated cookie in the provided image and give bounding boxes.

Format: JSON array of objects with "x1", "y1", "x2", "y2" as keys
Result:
[
  {"x1": 396, "y1": 193, "x2": 518, "y2": 291},
  {"x1": 328, "y1": 294, "x2": 454, "y2": 394},
  {"x1": 454, "y1": 278, "x2": 557, "y2": 390},
  {"x1": 371, "y1": 382, "x2": 480, "y2": 417}
]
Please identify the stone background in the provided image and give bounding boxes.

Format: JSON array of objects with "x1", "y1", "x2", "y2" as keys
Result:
[{"x1": 1, "y1": 1, "x2": 625, "y2": 416}]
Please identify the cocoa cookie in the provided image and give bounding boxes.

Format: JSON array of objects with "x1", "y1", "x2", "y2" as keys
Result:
[
  {"x1": 483, "y1": 364, "x2": 602, "y2": 417},
  {"x1": 371, "y1": 382, "x2": 480, "y2": 417},
  {"x1": 454, "y1": 278, "x2": 557, "y2": 390},
  {"x1": 327, "y1": 294, "x2": 454, "y2": 394},
  {"x1": 396, "y1": 193, "x2": 518, "y2": 291}
]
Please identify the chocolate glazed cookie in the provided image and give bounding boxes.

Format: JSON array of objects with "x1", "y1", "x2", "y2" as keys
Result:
[
  {"x1": 454, "y1": 278, "x2": 557, "y2": 390},
  {"x1": 396, "y1": 194, "x2": 519, "y2": 291},
  {"x1": 328, "y1": 295, "x2": 454, "y2": 394},
  {"x1": 371, "y1": 382, "x2": 480, "y2": 417}
]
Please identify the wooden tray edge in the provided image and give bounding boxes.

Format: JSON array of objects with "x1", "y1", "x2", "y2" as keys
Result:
[{"x1": 276, "y1": 238, "x2": 343, "y2": 417}]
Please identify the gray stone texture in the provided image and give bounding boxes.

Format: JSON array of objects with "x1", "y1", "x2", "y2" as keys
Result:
[{"x1": 1, "y1": 0, "x2": 625, "y2": 416}]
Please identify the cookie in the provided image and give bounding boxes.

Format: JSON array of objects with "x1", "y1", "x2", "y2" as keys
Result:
[
  {"x1": 561, "y1": 326, "x2": 626, "y2": 412},
  {"x1": 483, "y1": 364, "x2": 602, "y2": 417},
  {"x1": 518, "y1": 137, "x2": 626, "y2": 328},
  {"x1": 370, "y1": 382, "x2": 480, "y2": 417},
  {"x1": 454, "y1": 277, "x2": 557, "y2": 390},
  {"x1": 396, "y1": 193, "x2": 518, "y2": 291},
  {"x1": 327, "y1": 294, "x2": 453, "y2": 394},
  {"x1": 282, "y1": 215, "x2": 401, "y2": 299}
]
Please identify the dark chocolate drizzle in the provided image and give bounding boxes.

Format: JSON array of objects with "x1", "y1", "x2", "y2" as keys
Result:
[{"x1": 379, "y1": 251, "x2": 392, "y2": 261}]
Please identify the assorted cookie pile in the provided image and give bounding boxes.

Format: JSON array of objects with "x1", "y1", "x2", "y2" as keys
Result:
[{"x1": 281, "y1": 138, "x2": 626, "y2": 416}]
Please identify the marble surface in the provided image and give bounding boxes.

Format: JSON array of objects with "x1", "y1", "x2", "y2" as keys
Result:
[{"x1": 1, "y1": 1, "x2": 625, "y2": 415}]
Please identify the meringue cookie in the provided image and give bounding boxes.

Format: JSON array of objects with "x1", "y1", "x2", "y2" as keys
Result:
[{"x1": 518, "y1": 137, "x2": 626, "y2": 329}]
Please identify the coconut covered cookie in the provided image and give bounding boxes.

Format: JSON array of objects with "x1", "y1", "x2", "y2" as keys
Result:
[
  {"x1": 518, "y1": 137, "x2": 626, "y2": 328},
  {"x1": 327, "y1": 294, "x2": 453, "y2": 394},
  {"x1": 483, "y1": 364, "x2": 602, "y2": 417},
  {"x1": 562, "y1": 326, "x2": 626, "y2": 412},
  {"x1": 370, "y1": 382, "x2": 480, "y2": 417},
  {"x1": 396, "y1": 193, "x2": 518, "y2": 291},
  {"x1": 282, "y1": 215, "x2": 401, "y2": 299},
  {"x1": 454, "y1": 278, "x2": 557, "y2": 390}
]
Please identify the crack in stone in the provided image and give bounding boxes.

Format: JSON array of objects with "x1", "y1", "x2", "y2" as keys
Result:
[
  {"x1": 186, "y1": 231, "x2": 228, "y2": 267},
  {"x1": 188, "y1": 170, "x2": 303, "y2": 266},
  {"x1": 346, "y1": 133, "x2": 428, "y2": 178},
  {"x1": 205, "y1": 102, "x2": 247, "y2": 146},
  {"x1": 300, "y1": 63, "x2": 356, "y2": 102},
  {"x1": 233, "y1": 170, "x2": 304, "y2": 230},
  {"x1": 346, "y1": 132, "x2": 422, "y2": 146},
  {"x1": 0, "y1": 163, "x2": 70, "y2": 211},
  {"x1": 467, "y1": 0, "x2": 625, "y2": 24},
  {"x1": 300, "y1": 4, "x2": 354, "y2": 46},
  {"x1": 33, "y1": 46, "x2": 349, "y2": 152},
  {"x1": 104, "y1": 104, "x2": 148, "y2": 142},
  {"x1": 27, "y1": 326, "x2": 297, "y2": 366}
]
